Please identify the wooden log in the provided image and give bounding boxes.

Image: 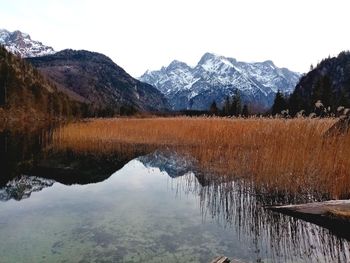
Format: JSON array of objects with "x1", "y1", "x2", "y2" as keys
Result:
[
  {"x1": 210, "y1": 257, "x2": 246, "y2": 263},
  {"x1": 210, "y1": 256, "x2": 230, "y2": 263},
  {"x1": 267, "y1": 200, "x2": 350, "y2": 240}
]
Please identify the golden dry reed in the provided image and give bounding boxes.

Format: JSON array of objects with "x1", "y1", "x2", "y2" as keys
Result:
[{"x1": 52, "y1": 117, "x2": 350, "y2": 199}]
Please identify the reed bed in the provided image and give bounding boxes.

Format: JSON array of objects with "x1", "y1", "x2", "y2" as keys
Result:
[{"x1": 52, "y1": 117, "x2": 350, "y2": 199}]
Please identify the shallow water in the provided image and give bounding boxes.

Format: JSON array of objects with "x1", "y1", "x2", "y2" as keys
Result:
[
  {"x1": 0, "y1": 153, "x2": 349, "y2": 263},
  {"x1": 0, "y1": 128, "x2": 350, "y2": 262}
]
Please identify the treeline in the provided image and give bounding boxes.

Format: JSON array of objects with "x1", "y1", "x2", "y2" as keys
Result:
[
  {"x1": 272, "y1": 77, "x2": 350, "y2": 117},
  {"x1": 92, "y1": 104, "x2": 139, "y2": 117},
  {"x1": 271, "y1": 51, "x2": 350, "y2": 118},
  {"x1": 0, "y1": 46, "x2": 138, "y2": 120},
  {"x1": 209, "y1": 90, "x2": 249, "y2": 117}
]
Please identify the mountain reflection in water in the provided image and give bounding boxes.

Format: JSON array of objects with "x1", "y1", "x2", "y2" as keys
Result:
[
  {"x1": 0, "y1": 147, "x2": 350, "y2": 262},
  {"x1": 0, "y1": 128, "x2": 349, "y2": 262}
]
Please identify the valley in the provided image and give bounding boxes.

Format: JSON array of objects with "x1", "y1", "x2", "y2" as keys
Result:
[{"x1": 1, "y1": 24, "x2": 350, "y2": 263}]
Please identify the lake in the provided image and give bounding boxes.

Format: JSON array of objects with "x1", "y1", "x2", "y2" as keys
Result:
[{"x1": 0, "y1": 127, "x2": 349, "y2": 262}]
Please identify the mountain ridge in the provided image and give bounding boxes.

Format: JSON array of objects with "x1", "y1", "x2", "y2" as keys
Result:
[
  {"x1": 27, "y1": 49, "x2": 169, "y2": 112},
  {"x1": 1, "y1": 29, "x2": 169, "y2": 113},
  {"x1": 140, "y1": 53, "x2": 301, "y2": 111},
  {"x1": 0, "y1": 29, "x2": 55, "y2": 57},
  {"x1": 289, "y1": 51, "x2": 350, "y2": 115}
]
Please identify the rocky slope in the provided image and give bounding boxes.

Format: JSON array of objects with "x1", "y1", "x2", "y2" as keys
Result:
[
  {"x1": 0, "y1": 29, "x2": 55, "y2": 57},
  {"x1": 140, "y1": 53, "x2": 300, "y2": 111},
  {"x1": 27, "y1": 50, "x2": 169, "y2": 112}
]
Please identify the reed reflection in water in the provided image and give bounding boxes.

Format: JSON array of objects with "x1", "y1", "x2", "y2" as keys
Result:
[
  {"x1": 171, "y1": 172, "x2": 350, "y2": 263},
  {"x1": 0, "y1": 124, "x2": 349, "y2": 262}
]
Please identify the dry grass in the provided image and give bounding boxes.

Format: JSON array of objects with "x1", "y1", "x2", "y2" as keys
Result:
[{"x1": 52, "y1": 117, "x2": 350, "y2": 199}]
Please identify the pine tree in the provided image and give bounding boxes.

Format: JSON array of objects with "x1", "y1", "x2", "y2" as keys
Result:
[
  {"x1": 272, "y1": 90, "x2": 287, "y2": 115},
  {"x1": 0, "y1": 63, "x2": 8, "y2": 106},
  {"x1": 338, "y1": 87, "x2": 350, "y2": 108},
  {"x1": 242, "y1": 104, "x2": 249, "y2": 117},
  {"x1": 230, "y1": 90, "x2": 242, "y2": 116},
  {"x1": 288, "y1": 92, "x2": 307, "y2": 116},
  {"x1": 223, "y1": 96, "x2": 230, "y2": 116},
  {"x1": 312, "y1": 76, "x2": 334, "y2": 112},
  {"x1": 209, "y1": 100, "x2": 218, "y2": 115}
]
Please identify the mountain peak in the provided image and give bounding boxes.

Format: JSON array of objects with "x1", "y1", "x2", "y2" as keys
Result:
[
  {"x1": 196, "y1": 52, "x2": 238, "y2": 73},
  {"x1": 167, "y1": 59, "x2": 191, "y2": 70},
  {"x1": 263, "y1": 59, "x2": 274, "y2": 65},
  {"x1": 11, "y1": 30, "x2": 30, "y2": 39},
  {"x1": 140, "y1": 52, "x2": 301, "y2": 111},
  {"x1": 52, "y1": 49, "x2": 115, "y2": 65},
  {"x1": 0, "y1": 29, "x2": 10, "y2": 42},
  {"x1": 27, "y1": 49, "x2": 169, "y2": 112},
  {"x1": 168, "y1": 59, "x2": 183, "y2": 66},
  {"x1": 0, "y1": 29, "x2": 55, "y2": 58},
  {"x1": 262, "y1": 60, "x2": 276, "y2": 68},
  {"x1": 198, "y1": 52, "x2": 220, "y2": 65}
]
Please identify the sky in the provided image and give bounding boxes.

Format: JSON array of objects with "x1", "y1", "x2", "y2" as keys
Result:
[{"x1": 1, "y1": 0, "x2": 349, "y2": 77}]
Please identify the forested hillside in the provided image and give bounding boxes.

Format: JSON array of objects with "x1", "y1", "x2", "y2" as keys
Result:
[
  {"x1": 288, "y1": 51, "x2": 350, "y2": 116},
  {"x1": 0, "y1": 46, "x2": 87, "y2": 120},
  {"x1": 27, "y1": 50, "x2": 169, "y2": 113}
]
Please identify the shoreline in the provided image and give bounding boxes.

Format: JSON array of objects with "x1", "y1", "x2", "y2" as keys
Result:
[{"x1": 267, "y1": 200, "x2": 350, "y2": 240}]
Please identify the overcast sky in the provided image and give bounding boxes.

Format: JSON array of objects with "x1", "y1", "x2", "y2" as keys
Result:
[{"x1": 1, "y1": 0, "x2": 349, "y2": 77}]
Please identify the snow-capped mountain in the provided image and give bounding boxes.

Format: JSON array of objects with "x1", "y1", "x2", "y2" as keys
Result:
[
  {"x1": 0, "y1": 29, "x2": 55, "y2": 57},
  {"x1": 0, "y1": 175, "x2": 55, "y2": 201},
  {"x1": 138, "y1": 150, "x2": 197, "y2": 179},
  {"x1": 140, "y1": 53, "x2": 301, "y2": 111}
]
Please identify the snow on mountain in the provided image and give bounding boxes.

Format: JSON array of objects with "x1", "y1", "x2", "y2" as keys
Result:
[
  {"x1": 0, "y1": 29, "x2": 55, "y2": 57},
  {"x1": 140, "y1": 52, "x2": 301, "y2": 111},
  {"x1": 0, "y1": 175, "x2": 55, "y2": 201},
  {"x1": 138, "y1": 150, "x2": 197, "y2": 179}
]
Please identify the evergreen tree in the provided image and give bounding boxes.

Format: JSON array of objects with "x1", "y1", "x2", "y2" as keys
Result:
[
  {"x1": 209, "y1": 100, "x2": 218, "y2": 115},
  {"x1": 338, "y1": 87, "x2": 350, "y2": 108},
  {"x1": 288, "y1": 92, "x2": 307, "y2": 116},
  {"x1": 230, "y1": 90, "x2": 242, "y2": 116},
  {"x1": 272, "y1": 90, "x2": 287, "y2": 115},
  {"x1": 223, "y1": 96, "x2": 230, "y2": 116},
  {"x1": 242, "y1": 104, "x2": 249, "y2": 117},
  {"x1": 0, "y1": 63, "x2": 8, "y2": 106},
  {"x1": 188, "y1": 98, "x2": 194, "y2": 110},
  {"x1": 312, "y1": 76, "x2": 333, "y2": 110}
]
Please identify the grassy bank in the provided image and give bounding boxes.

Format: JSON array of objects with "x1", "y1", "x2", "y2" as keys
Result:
[{"x1": 52, "y1": 117, "x2": 350, "y2": 199}]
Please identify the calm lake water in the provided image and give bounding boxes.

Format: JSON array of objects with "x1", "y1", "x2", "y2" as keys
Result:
[{"x1": 0, "y1": 128, "x2": 349, "y2": 262}]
